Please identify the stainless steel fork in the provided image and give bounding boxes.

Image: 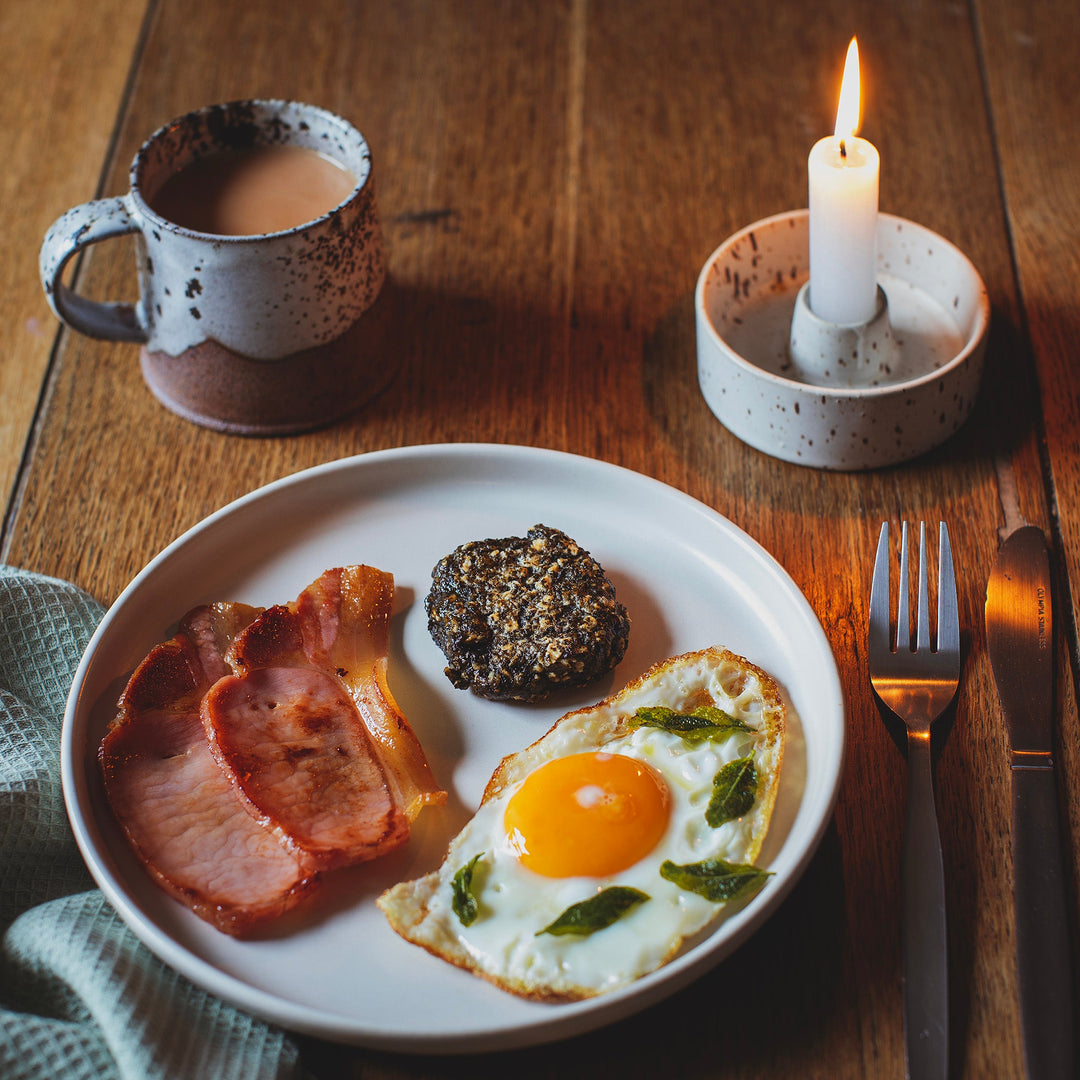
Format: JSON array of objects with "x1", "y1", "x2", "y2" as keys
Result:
[{"x1": 869, "y1": 521, "x2": 960, "y2": 1080}]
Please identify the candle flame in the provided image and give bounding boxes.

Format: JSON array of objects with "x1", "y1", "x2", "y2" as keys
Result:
[{"x1": 834, "y1": 37, "x2": 862, "y2": 140}]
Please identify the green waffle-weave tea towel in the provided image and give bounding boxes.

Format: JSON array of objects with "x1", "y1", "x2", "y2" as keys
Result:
[{"x1": 0, "y1": 566, "x2": 305, "y2": 1080}]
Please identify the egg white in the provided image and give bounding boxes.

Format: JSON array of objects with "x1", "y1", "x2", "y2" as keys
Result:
[{"x1": 378, "y1": 647, "x2": 785, "y2": 1000}]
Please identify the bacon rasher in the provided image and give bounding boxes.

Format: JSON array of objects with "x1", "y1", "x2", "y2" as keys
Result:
[
  {"x1": 99, "y1": 567, "x2": 444, "y2": 936},
  {"x1": 204, "y1": 566, "x2": 446, "y2": 870}
]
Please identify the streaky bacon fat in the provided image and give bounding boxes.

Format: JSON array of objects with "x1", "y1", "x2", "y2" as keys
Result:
[{"x1": 293, "y1": 566, "x2": 447, "y2": 821}]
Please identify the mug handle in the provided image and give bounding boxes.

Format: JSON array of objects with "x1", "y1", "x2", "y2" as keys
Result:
[{"x1": 39, "y1": 195, "x2": 149, "y2": 343}]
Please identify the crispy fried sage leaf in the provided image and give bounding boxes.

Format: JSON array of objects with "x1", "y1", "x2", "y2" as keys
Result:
[
  {"x1": 537, "y1": 886, "x2": 650, "y2": 937},
  {"x1": 659, "y1": 857, "x2": 771, "y2": 903},
  {"x1": 451, "y1": 852, "x2": 485, "y2": 926},
  {"x1": 629, "y1": 704, "x2": 753, "y2": 743},
  {"x1": 705, "y1": 755, "x2": 758, "y2": 827}
]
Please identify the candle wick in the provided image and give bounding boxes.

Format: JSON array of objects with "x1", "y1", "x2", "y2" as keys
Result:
[{"x1": 839, "y1": 138, "x2": 848, "y2": 160}]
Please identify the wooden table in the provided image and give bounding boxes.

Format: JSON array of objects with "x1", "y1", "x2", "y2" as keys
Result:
[{"x1": 3, "y1": 1, "x2": 1078, "y2": 1075}]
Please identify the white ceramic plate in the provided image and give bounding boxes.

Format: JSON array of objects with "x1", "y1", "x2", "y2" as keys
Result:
[{"x1": 62, "y1": 443, "x2": 844, "y2": 1053}]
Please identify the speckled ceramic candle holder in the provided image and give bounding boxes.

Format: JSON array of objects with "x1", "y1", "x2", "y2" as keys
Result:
[
  {"x1": 40, "y1": 100, "x2": 388, "y2": 435},
  {"x1": 695, "y1": 210, "x2": 989, "y2": 470}
]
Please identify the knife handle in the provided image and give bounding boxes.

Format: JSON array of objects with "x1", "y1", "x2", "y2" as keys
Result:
[
  {"x1": 903, "y1": 733, "x2": 949, "y2": 1080},
  {"x1": 1012, "y1": 764, "x2": 1075, "y2": 1080}
]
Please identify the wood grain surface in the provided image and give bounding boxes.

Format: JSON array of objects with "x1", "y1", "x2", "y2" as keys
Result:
[
  {"x1": 2, "y1": 1, "x2": 1077, "y2": 1077},
  {"x1": 0, "y1": 0, "x2": 146, "y2": 523}
]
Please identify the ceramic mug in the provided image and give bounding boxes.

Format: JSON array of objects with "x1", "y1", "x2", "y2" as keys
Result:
[{"x1": 39, "y1": 99, "x2": 389, "y2": 435}]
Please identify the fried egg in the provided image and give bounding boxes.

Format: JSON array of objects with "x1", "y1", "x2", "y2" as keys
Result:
[{"x1": 377, "y1": 646, "x2": 785, "y2": 1001}]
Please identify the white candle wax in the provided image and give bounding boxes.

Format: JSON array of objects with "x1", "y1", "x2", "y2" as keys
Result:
[{"x1": 808, "y1": 134, "x2": 880, "y2": 325}]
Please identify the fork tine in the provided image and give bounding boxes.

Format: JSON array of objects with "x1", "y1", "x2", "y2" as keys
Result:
[
  {"x1": 937, "y1": 521, "x2": 959, "y2": 656},
  {"x1": 916, "y1": 521, "x2": 931, "y2": 652},
  {"x1": 870, "y1": 522, "x2": 892, "y2": 656},
  {"x1": 896, "y1": 522, "x2": 911, "y2": 652}
]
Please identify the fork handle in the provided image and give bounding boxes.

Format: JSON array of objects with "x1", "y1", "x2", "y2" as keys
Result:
[{"x1": 903, "y1": 732, "x2": 949, "y2": 1080}]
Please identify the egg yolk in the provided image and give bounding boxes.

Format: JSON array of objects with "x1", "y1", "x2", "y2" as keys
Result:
[{"x1": 503, "y1": 751, "x2": 670, "y2": 878}]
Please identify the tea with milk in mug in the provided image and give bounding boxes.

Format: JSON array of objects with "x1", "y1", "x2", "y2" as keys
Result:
[{"x1": 150, "y1": 145, "x2": 357, "y2": 236}]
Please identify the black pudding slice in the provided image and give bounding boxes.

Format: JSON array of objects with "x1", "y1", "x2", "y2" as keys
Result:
[{"x1": 425, "y1": 524, "x2": 631, "y2": 703}]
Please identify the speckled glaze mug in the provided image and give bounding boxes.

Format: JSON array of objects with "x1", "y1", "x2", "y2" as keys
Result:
[{"x1": 39, "y1": 100, "x2": 389, "y2": 434}]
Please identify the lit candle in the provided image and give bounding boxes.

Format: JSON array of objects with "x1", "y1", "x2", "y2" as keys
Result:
[{"x1": 808, "y1": 38, "x2": 880, "y2": 325}]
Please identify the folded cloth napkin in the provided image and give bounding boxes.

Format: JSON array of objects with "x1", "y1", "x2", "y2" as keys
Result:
[{"x1": 0, "y1": 567, "x2": 307, "y2": 1080}]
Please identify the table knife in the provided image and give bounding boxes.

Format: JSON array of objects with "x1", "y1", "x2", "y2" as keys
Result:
[{"x1": 985, "y1": 524, "x2": 1075, "y2": 1079}]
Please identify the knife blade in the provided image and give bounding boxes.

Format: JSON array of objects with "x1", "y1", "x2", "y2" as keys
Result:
[{"x1": 986, "y1": 524, "x2": 1074, "y2": 1079}]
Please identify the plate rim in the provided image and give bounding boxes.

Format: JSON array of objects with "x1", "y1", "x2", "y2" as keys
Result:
[{"x1": 61, "y1": 442, "x2": 845, "y2": 1053}]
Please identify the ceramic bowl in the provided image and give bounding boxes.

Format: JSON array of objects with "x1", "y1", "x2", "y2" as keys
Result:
[{"x1": 695, "y1": 209, "x2": 989, "y2": 470}]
